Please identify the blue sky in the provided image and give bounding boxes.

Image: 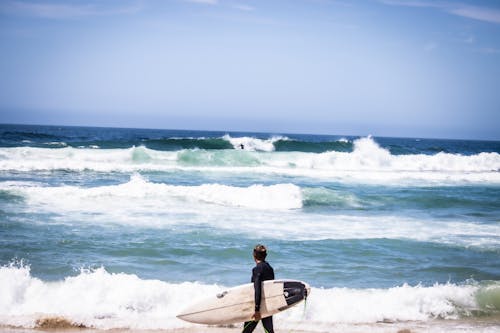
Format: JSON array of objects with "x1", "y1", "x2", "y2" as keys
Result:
[{"x1": 1, "y1": 0, "x2": 499, "y2": 139}]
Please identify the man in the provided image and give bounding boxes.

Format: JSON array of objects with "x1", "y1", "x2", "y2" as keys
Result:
[{"x1": 242, "y1": 244, "x2": 275, "y2": 333}]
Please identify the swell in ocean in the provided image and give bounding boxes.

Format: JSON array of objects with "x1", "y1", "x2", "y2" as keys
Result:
[{"x1": 1, "y1": 126, "x2": 350, "y2": 152}]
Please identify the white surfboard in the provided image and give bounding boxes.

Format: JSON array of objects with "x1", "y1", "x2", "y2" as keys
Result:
[{"x1": 177, "y1": 280, "x2": 310, "y2": 325}]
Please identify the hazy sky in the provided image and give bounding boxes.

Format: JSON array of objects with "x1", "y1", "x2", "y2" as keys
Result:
[{"x1": 1, "y1": 0, "x2": 500, "y2": 139}]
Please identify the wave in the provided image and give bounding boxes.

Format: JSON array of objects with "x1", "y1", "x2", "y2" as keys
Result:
[
  {"x1": 3, "y1": 125, "x2": 499, "y2": 156},
  {"x1": 0, "y1": 137, "x2": 498, "y2": 184},
  {"x1": 2, "y1": 176, "x2": 499, "y2": 248},
  {"x1": 1, "y1": 129, "x2": 351, "y2": 153},
  {"x1": 0, "y1": 174, "x2": 303, "y2": 211},
  {"x1": 0, "y1": 131, "x2": 290, "y2": 152},
  {"x1": 0, "y1": 264, "x2": 498, "y2": 330},
  {"x1": 1, "y1": 177, "x2": 496, "y2": 214},
  {"x1": 0, "y1": 132, "x2": 352, "y2": 153}
]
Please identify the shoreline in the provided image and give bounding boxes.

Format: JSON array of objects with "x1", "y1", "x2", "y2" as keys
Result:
[{"x1": 2, "y1": 318, "x2": 500, "y2": 333}]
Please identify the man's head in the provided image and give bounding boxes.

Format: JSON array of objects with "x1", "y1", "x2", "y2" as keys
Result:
[{"x1": 253, "y1": 244, "x2": 267, "y2": 261}]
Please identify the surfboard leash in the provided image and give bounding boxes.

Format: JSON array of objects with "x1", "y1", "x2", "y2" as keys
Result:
[{"x1": 302, "y1": 294, "x2": 307, "y2": 321}]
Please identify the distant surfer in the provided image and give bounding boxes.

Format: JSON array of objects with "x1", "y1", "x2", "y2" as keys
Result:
[
  {"x1": 240, "y1": 143, "x2": 244, "y2": 149},
  {"x1": 242, "y1": 244, "x2": 275, "y2": 333}
]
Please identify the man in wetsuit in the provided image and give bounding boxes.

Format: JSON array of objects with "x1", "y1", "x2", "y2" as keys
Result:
[{"x1": 242, "y1": 244, "x2": 275, "y2": 333}]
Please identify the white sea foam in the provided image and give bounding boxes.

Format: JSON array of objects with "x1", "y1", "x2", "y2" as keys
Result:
[
  {"x1": 0, "y1": 137, "x2": 498, "y2": 184},
  {"x1": 0, "y1": 264, "x2": 214, "y2": 329},
  {"x1": 43, "y1": 141, "x2": 67, "y2": 147},
  {"x1": 1, "y1": 176, "x2": 499, "y2": 248},
  {"x1": 0, "y1": 264, "x2": 497, "y2": 330}
]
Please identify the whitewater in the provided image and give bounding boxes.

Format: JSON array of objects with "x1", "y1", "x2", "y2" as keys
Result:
[
  {"x1": 0, "y1": 124, "x2": 499, "y2": 332},
  {"x1": 1, "y1": 264, "x2": 499, "y2": 331}
]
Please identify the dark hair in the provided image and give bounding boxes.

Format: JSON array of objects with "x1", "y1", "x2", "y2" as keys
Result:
[{"x1": 253, "y1": 244, "x2": 267, "y2": 261}]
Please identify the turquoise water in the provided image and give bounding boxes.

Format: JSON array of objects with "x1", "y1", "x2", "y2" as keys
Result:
[{"x1": 0, "y1": 124, "x2": 499, "y2": 330}]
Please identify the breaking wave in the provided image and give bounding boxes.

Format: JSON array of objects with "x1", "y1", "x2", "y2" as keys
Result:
[
  {"x1": 0, "y1": 264, "x2": 498, "y2": 330},
  {"x1": 0, "y1": 137, "x2": 498, "y2": 184}
]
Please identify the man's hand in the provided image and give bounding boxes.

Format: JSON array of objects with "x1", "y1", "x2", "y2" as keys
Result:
[{"x1": 252, "y1": 311, "x2": 261, "y2": 321}]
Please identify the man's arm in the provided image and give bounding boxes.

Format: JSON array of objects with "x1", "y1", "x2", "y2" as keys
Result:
[{"x1": 253, "y1": 266, "x2": 263, "y2": 317}]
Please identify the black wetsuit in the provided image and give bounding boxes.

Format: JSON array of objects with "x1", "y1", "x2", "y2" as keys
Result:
[{"x1": 242, "y1": 261, "x2": 275, "y2": 333}]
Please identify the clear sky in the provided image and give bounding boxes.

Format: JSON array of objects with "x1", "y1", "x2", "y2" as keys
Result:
[{"x1": 1, "y1": 0, "x2": 499, "y2": 139}]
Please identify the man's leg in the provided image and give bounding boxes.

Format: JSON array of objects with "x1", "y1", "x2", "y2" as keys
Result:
[
  {"x1": 242, "y1": 320, "x2": 258, "y2": 333},
  {"x1": 261, "y1": 316, "x2": 274, "y2": 333}
]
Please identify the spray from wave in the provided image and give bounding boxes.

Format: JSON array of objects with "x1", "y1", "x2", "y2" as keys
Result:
[{"x1": 222, "y1": 134, "x2": 285, "y2": 151}]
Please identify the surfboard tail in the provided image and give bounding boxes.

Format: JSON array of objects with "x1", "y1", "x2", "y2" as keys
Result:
[{"x1": 283, "y1": 281, "x2": 310, "y2": 307}]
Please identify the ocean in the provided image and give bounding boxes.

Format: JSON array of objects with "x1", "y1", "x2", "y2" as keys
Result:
[{"x1": 0, "y1": 124, "x2": 499, "y2": 332}]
